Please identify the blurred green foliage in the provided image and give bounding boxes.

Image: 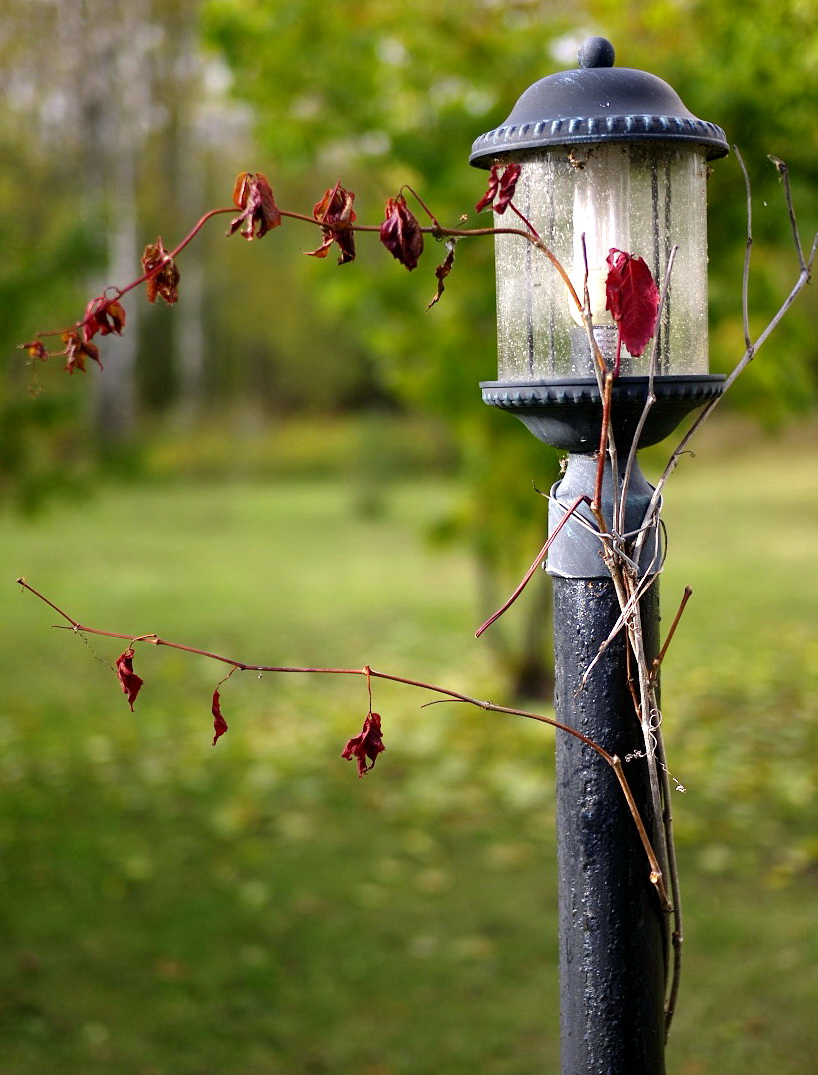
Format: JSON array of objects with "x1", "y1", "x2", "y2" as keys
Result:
[
  {"x1": 198, "y1": 0, "x2": 818, "y2": 656},
  {"x1": 0, "y1": 118, "x2": 105, "y2": 511},
  {"x1": 199, "y1": 0, "x2": 818, "y2": 427},
  {"x1": 5, "y1": 1, "x2": 818, "y2": 439},
  {"x1": 4, "y1": 0, "x2": 816, "y2": 613}
]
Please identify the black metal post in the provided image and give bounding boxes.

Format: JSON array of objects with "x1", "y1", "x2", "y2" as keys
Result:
[{"x1": 547, "y1": 454, "x2": 667, "y2": 1075}]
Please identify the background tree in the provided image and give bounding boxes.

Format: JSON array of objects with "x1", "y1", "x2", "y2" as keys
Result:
[{"x1": 0, "y1": 0, "x2": 248, "y2": 468}]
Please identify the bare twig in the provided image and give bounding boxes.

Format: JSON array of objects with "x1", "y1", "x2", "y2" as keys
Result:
[
  {"x1": 737, "y1": 147, "x2": 754, "y2": 350},
  {"x1": 475, "y1": 494, "x2": 589, "y2": 637},
  {"x1": 656, "y1": 733, "x2": 684, "y2": 1041},
  {"x1": 620, "y1": 245, "x2": 678, "y2": 524},
  {"x1": 576, "y1": 565, "x2": 661, "y2": 691},
  {"x1": 622, "y1": 577, "x2": 670, "y2": 872},
  {"x1": 652, "y1": 587, "x2": 693, "y2": 678},
  {"x1": 594, "y1": 373, "x2": 614, "y2": 513},
  {"x1": 768, "y1": 154, "x2": 806, "y2": 270},
  {"x1": 611, "y1": 755, "x2": 671, "y2": 911}
]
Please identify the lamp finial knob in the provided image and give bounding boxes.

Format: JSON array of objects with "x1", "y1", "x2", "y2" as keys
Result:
[{"x1": 577, "y1": 37, "x2": 615, "y2": 69}]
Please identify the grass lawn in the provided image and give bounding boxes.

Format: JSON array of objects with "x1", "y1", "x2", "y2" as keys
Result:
[{"x1": 0, "y1": 424, "x2": 816, "y2": 1073}]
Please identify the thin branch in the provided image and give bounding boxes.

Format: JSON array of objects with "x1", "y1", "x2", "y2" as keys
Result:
[
  {"x1": 652, "y1": 587, "x2": 693, "y2": 678},
  {"x1": 656, "y1": 734, "x2": 684, "y2": 1041},
  {"x1": 620, "y1": 245, "x2": 678, "y2": 524},
  {"x1": 622, "y1": 576, "x2": 669, "y2": 858},
  {"x1": 736, "y1": 146, "x2": 754, "y2": 350},
  {"x1": 576, "y1": 567, "x2": 661, "y2": 691},
  {"x1": 475, "y1": 494, "x2": 588, "y2": 637},
  {"x1": 32, "y1": 208, "x2": 235, "y2": 343},
  {"x1": 133, "y1": 209, "x2": 235, "y2": 292},
  {"x1": 508, "y1": 201, "x2": 541, "y2": 242},
  {"x1": 569, "y1": 234, "x2": 609, "y2": 381},
  {"x1": 769, "y1": 154, "x2": 806, "y2": 270},
  {"x1": 22, "y1": 177, "x2": 588, "y2": 361},
  {"x1": 16, "y1": 576, "x2": 671, "y2": 909},
  {"x1": 611, "y1": 756, "x2": 671, "y2": 912},
  {"x1": 399, "y1": 185, "x2": 441, "y2": 229},
  {"x1": 594, "y1": 372, "x2": 614, "y2": 512}
]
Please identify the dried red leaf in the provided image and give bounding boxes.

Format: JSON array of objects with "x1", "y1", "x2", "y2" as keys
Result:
[
  {"x1": 21, "y1": 340, "x2": 48, "y2": 362},
  {"x1": 82, "y1": 296, "x2": 126, "y2": 344},
  {"x1": 142, "y1": 237, "x2": 181, "y2": 304},
  {"x1": 475, "y1": 162, "x2": 521, "y2": 216},
  {"x1": 306, "y1": 181, "x2": 357, "y2": 265},
  {"x1": 428, "y1": 239, "x2": 457, "y2": 308},
  {"x1": 229, "y1": 171, "x2": 282, "y2": 241},
  {"x1": 341, "y1": 711, "x2": 385, "y2": 778},
  {"x1": 212, "y1": 688, "x2": 228, "y2": 746},
  {"x1": 380, "y1": 194, "x2": 424, "y2": 271},
  {"x1": 605, "y1": 250, "x2": 660, "y2": 363},
  {"x1": 116, "y1": 647, "x2": 143, "y2": 711},
  {"x1": 63, "y1": 330, "x2": 102, "y2": 374}
]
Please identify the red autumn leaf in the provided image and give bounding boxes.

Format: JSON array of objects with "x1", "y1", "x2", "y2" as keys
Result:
[
  {"x1": 341, "y1": 711, "x2": 385, "y2": 778},
  {"x1": 82, "y1": 296, "x2": 126, "y2": 344},
  {"x1": 428, "y1": 239, "x2": 457, "y2": 308},
  {"x1": 380, "y1": 194, "x2": 424, "y2": 271},
  {"x1": 475, "y1": 162, "x2": 521, "y2": 216},
  {"x1": 116, "y1": 647, "x2": 143, "y2": 711},
  {"x1": 306, "y1": 181, "x2": 357, "y2": 265},
  {"x1": 605, "y1": 249, "x2": 660, "y2": 362},
  {"x1": 212, "y1": 688, "x2": 228, "y2": 746},
  {"x1": 142, "y1": 237, "x2": 181, "y2": 304},
  {"x1": 229, "y1": 171, "x2": 282, "y2": 241},
  {"x1": 63, "y1": 330, "x2": 102, "y2": 374}
]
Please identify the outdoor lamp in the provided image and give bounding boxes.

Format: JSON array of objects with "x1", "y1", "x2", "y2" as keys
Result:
[
  {"x1": 470, "y1": 39, "x2": 729, "y2": 1073},
  {"x1": 471, "y1": 35, "x2": 729, "y2": 452}
]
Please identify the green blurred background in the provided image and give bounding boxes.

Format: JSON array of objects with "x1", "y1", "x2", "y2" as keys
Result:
[{"x1": 1, "y1": 1, "x2": 817, "y2": 1072}]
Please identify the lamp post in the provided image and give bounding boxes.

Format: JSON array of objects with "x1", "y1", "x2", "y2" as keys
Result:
[{"x1": 470, "y1": 37, "x2": 728, "y2": 1074}]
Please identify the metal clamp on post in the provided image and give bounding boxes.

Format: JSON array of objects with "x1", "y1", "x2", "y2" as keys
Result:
[{"x1": 546, "y1": 453, "x2": 663, "y2": 580}]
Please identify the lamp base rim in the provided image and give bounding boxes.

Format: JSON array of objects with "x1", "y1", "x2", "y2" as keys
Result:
[{"x1": 480, "y1": 374, "x2": 725, "y2": 451}]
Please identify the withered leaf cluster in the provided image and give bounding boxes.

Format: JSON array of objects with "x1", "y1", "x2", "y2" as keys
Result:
[
  {"x1": 229, "y1": 171, "x2": 282, "y2": 241},
  {"x1": 142, "y1": 238, "x2": 181, "y2": 305}
]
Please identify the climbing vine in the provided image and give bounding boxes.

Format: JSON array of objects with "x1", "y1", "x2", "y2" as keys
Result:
[{"x1": 15, "y1": 149, "x2": 816, "y2": 1037}]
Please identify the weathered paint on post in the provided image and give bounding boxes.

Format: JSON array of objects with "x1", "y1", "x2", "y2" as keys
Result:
[{"x1": 548, "y1": 455, "x2": 667, "y2": 1074}]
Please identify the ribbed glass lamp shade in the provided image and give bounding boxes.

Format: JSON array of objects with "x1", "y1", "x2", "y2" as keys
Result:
[{"x1": 494, "y1": 142, "x2": 709, "y2": 380}]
